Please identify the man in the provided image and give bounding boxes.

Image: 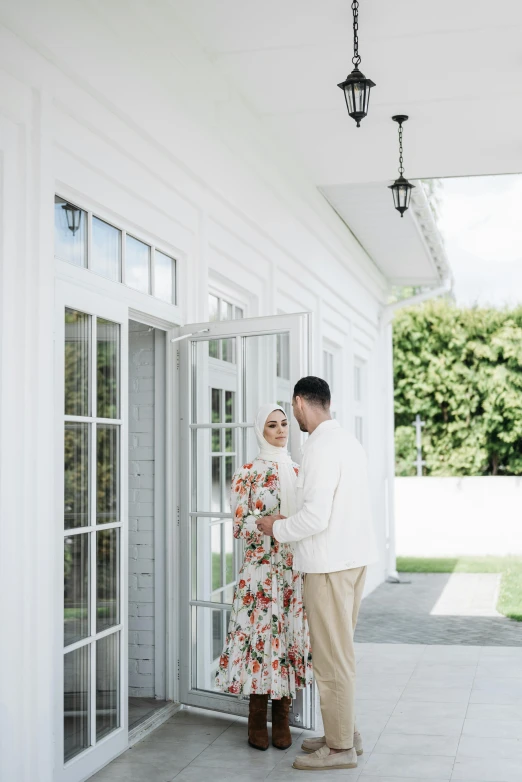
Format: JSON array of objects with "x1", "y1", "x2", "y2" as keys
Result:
[{"x1": 256, "y1": 376, "x2": 377, "y2": 772}]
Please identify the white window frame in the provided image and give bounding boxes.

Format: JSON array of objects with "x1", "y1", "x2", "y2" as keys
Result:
[
  {"x1": 55, "y1": 281, "x2": 130, "y2": 782},
  {"x1": 55, "y1": 193, "x2": 179, "y2": 307},
  {"x1": 353, "y1": 356, "x2": 367, "y2": 448},
  {"x1": 322, "y1": 341, "x2": 342, "y2": 421}
]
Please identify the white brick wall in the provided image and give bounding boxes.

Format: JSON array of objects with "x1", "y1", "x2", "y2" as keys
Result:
[{"x1": 128, "y1": 322, "x2": 156, "y2": 698}]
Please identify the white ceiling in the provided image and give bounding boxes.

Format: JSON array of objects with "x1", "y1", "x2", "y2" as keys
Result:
[
  {"x1": 172, "y1": 0, "x2": 522, "y2": 285},
  {"x1": 173, "y1": 0, "x2": 522, "y2": 185}
]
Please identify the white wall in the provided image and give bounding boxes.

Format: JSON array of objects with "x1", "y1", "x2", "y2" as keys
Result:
[
  {"x1": 0, "y1": 4, "x2": 394, "y2": 780},
  {"x1": 396, "y1": 477, "x2": 522, "y2": 557},
  {"x1": 128, "y1": 322, "x2": 156, "y2": 698}
]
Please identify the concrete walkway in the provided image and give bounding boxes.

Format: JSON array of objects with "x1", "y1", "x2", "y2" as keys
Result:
[
  {"x1": 91, "y1": 574, "x2": 522, "y2": 782},
  {"x1": 92, "y1": 642, "x2": 522, "y2": 782},
  {"x1": 355, "y1": 573, "x2": 521, "y2": 646}
]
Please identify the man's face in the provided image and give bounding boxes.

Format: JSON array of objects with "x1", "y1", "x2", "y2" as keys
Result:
[{"x1": 292, "y1": 396, "x2": 308, "y2": 432}]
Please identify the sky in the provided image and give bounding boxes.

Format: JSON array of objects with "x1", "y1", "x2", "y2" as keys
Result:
[{"x1": 437, "y1": 174, "x2": 522, "y2": 309}]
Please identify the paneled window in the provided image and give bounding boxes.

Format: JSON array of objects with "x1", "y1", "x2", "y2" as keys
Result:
[
  {"x1": 208, "y1": 293, "x2": 244, "y2": 363},
  {"x1": 54, "y1": 195, "x2": 177, "y2": 304},
  {"x1": 323, "y1": 347, "x2": 339, "y2": 419},
  {"x1": 354, "y1": 358, "x2": 367, "y2": 446},
  {"x1": 63, "y1": 308, "x2": 122, "y2": 762}
]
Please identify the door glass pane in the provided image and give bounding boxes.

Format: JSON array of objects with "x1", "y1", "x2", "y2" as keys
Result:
[
  {"x1": 212, "y1": 610, "x2": 223, "y2": 661},
  {"x1": 97, "y1": 528, "x2": 120, "y2": 632},
  {"x1": 125, "y1": 235, "x2": 150, "y2": 294},
  {"x1": 64, "y1": 423, "x2": 90, "y2": 529},
  {"x1": 208, "y1": 295, "x2": 219, "y2": 322},
  {"x1": 211, "y1": 389, "x2": 222, "y2": 452},
  {"x1": 64, "y1": 646, "x2": 90, "y2": 762},
  {"x1": 224, "y1": 520, "x2": 234, "y2": 585},
  {"x1": 194, "y1": 606, "x2": 230, "y2": 692},
  {"x1": 211, "y1": 457, "x2": 221, "y2": 512},
  {"x1": 64, "y1": 533, "x2": 90, "y2": 645},
  {"x1": 97, "y1": 318, "x2": 120, "y2": 419},
  {"x1": 222, "y1": 338, "x2": 235, "y2": 364},
  {"x1": 225, "y1": 391, "x2": 235, "y2": 422},
  {"x1": 224, "y1": 456, "x2": 234, "y2": 513},
  {"x1": 91, "y1": 217, "x2": 121, "y2": 282},
  {"x1": 97, "y1": 425, "x2": 120, "y2": 524},
  {"x1": 193, "y1": 517, "x2": 239, "y2": 603},
  {"x1": 155, "y1": 250, "x2": 175, "y2": 303},
  {"x1": 220, "y1": 300, "x2": 233, "y2": 321},
  {"x1": 276, "y1": 332, "x2": 290, "y2": 380},
  {"x1": 65, "y1": 309, "x2": 90, "y2": 417},
  {"x1": 244, "y1": 333, "x2": 280, "y2": 457},
  {"x1": 55, "y1": 196, "x2": 87, "y2": 268},
  {"x1": 211, "y1": 523, "x2": 222, "y2": 594},
  {"x1": 96, "y1": 633, "x2": 120, "y2": 740}
]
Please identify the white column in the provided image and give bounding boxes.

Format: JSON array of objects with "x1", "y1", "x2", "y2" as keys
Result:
[{"x1": 0, "y1": 89, "x2": 56, "y2": 782}]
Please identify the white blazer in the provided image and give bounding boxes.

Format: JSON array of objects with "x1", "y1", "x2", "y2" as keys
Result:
[{"x1": 273, "y1": 419, "x2": 378, "y2": 574}]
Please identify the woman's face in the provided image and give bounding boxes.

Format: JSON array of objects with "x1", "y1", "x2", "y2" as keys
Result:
[{"x1": 263, "y1": 409, "x2": 289, "y2": 448}]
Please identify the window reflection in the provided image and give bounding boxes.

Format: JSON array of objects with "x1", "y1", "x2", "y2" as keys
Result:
[
  {"x1": 155, "y1": 250, "x2": 175, "y2": 303},
  {"x1": 64, "y1": 534, "x2": 90, "y2": 645},
  {"x1": 125, "y1": 235, "x2": 150, "y2": 294},
  {"x1": 65, "y1": 309, "x2": 90, "y2": 417},
  {"x1": 97, "y1": 318, "x2": 120, "y2": 419},
  {"x1": 64, "y1": 423, "x2": 90, "y2": 529},
  {"x1": 64, "y1": 646, "x2": 90, "y2": 761},
  {"x1": 97, "y1": 529, "x2": 120, "y2": 632},
  {"x1": 96, "y1": 633, "x2": 120, "y2": 740},
  {"x1": 91, "y1": 217, "x2": 121, "y2": 282},
  {"x1": 97, "y1": 425, "x2": 119, "y2": 524}
]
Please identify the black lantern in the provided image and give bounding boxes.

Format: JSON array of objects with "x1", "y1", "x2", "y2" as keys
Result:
[
  {"x1": 337, "y1": 0, "x2": 375, "y2": 127},
  {"x1": 389, "y1": 115, "x2": 415, "y2": 217},
  {"x1": 62, "y1": 201, "x2": 82, "y2": 235}
]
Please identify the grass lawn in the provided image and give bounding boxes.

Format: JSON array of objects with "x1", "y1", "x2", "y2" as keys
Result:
[{"x1": 397, "y1": 556, "x2": 522, "y2": 622}]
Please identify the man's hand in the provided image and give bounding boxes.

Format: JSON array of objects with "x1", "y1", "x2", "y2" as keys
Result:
[{"x1": 256, "y1": 514, "x2": 285, "y2": 537}]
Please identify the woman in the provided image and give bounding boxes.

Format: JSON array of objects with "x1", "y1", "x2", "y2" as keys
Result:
[{"x1": 215, "y1": 404, "x2": 313, "y2": 751}]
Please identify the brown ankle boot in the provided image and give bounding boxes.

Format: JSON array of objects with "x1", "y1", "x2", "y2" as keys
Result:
[
  {"x1": 271, "y1": 696, "x2": 292, "y2": 749},
  {"x1": 248, "y1": 694, "x2": 269, "y2": 751}
]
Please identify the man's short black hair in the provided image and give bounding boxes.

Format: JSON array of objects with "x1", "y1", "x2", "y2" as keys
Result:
[{"x1": 293, "y1": 376, "x2": 331, "y2": 409}]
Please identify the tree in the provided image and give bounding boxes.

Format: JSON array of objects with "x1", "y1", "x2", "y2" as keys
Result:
[{"x1": 393, "y1": 300, "x2": 522, "y2": 476}]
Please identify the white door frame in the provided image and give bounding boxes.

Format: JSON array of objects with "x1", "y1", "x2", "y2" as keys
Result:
[
  {"x1": 55, "y1": 280, "x2": 130, "y2": 782},
  {"x1": 54, "y1": 275, "x2": 182, "y2": 782},
  {"x1": 176, "y1": 312, "x2": 315, "y2": 728}
]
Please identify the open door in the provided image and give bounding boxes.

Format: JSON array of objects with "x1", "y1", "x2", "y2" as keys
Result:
[{"x1": 177, "y1": 312, "x2": 314, "y2": 729}]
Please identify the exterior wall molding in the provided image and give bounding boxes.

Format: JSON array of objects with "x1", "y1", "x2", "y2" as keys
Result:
[{"x1": 410, "y1": 184, "x2": 453, "y2": 286}]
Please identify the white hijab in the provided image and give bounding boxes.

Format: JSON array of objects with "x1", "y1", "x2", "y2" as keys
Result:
[{"x1": 254, "y1": 404, "x2": 298, "y2": 518}]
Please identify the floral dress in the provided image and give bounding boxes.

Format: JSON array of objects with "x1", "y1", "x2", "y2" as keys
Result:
[{"x1": 215, "y1": 458, "x2": 313, "y2": 698}]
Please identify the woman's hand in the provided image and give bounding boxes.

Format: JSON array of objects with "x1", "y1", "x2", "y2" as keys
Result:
[{"x1": 256, "y1": 514, "x2": 285, "y2": 537}]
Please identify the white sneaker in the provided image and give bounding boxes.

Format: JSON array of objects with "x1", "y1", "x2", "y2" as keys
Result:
[
  {"x1": 301, "y1": 730, "x2": 363, "y2": 755},
  {"x1": 293, "y1": 745, "x2": 358, "y2": 771}
]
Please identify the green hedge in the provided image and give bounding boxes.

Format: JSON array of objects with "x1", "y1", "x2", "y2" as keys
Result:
[{"x1": 394, "y1": 300, "x2": 522, "y2": 476}]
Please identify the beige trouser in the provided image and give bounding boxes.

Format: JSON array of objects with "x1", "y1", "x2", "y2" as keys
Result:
[{"x1": 304, "y1": 566, "x2": 367, "y2": 750}]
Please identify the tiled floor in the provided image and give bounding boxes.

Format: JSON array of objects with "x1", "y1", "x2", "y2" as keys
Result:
[
  {"x1": 91, "y1": 641, "x2": 522, "y2": 782},
  {"x1": 129, "y1": 697, "x2": 169, "y2": 729}
]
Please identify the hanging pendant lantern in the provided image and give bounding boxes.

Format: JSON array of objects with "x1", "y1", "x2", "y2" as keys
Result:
[
  {"x1": 62, "y1": 201, "x2": 82, "y2": 235},
  {"x1": 389, "y1": 115, "x2": 415, "y2": 217},
  {"x1": 338, "y1": 0, "x2": 375, "y2": 127}
]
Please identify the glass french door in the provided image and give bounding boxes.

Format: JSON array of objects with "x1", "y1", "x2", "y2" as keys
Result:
[
  {"x1": 178, "y1": 312, "x2": 315, "y2": 729},
  {"x1": 56, "y1": 281, "x2": 128, "y2": 782}
]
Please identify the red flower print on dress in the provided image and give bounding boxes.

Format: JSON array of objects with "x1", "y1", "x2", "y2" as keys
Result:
[{"x1": 215, "y1": 458, "x2": 312, "y2": 699}]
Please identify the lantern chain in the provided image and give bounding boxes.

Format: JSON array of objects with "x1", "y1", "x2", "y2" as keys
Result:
[
  {"x1": 352, "y1": 0, "x2": 361, "y2": 66},
  {"x1": 398, "y1": 122, "x2": 404, "y2": 176}
]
